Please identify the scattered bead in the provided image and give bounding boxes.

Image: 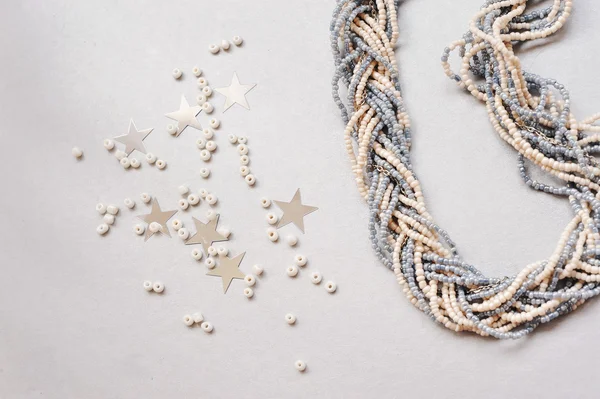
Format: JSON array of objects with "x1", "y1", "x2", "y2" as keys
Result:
[
  {"x1": 237, "y1": 136, "x2": 247, "y2": 144},
  {"x1": 202, "y1": 128, "x2": 214, "y2": 140},
  {"x1": 201, "y1": 321, "x2": 213, "y2": 333},
  {"x1": 156, "y1": 159, "x2": 167, "y2": 169},
  {"x1": 130, "y1": 158, "x2": 141, "y2": 168},
  {"x1": 188, "y1": 194, "x2": 200, "y2": 206},
  {"x1": 207, "y1": 246, "x2": 218, "y2": 257},
  {"x1": 209, "y1": 118, "x2": 220, "y2": 129},
  {"x1": 286, "y1": 235, "x2": 298, "y2": 247},
  {"x1": 202, "y1": 102, "x2": 214, "y2": 113},
  {"x1": 217, "y1": 246, "x2": 228, "y2": 256},
  {"x1": 245, "y1": 174, "x2": 256, "y2": 186},
  {"x1": 206, "y1": 194, "x2": 217, "y2": 205},
  {"x1": 253, "y1": 265, "x2": 263, "y2": 276},
  {"x1": 267, "y1": 228, "x2": 278, "y2": 242},
  {"x1": 240, "y1": 166, "x2": 250, "y2": 177},
  {"x1": 197, "y1": 77, "x2": 208, "y2": 88},
  {"x1": 134, "y1": 224, "x2": 145, "y2": 235},
  {"x1": 199, "y1": 188, "x2": 209, "y2": 199},
  {"x1": 167, "y1": 124, "x2": 178, "y2": 135},
  {"x1": 196, "y1": 94, "x2": 207, "y2": 105},
  {"x1": 152, "y1": 281, "x2": 165, "y2": 293},
  {"x1": 140, "y1": 193, "x2": 151, "y2": 203},
  {"x1": 120, "y1": 157, "x2": 131, "y2": 169},
  {"x1": 217, "y1": 227, "x2": 231, "y2": 238},
  {"x1": 103, "y1": 214, "x2": 115, "y2": 225},
  {"x1": 244, "y1": 287, "x2": 254, "y2": 298},
  {"x1": 232, "y1": 35, "x2": 243, "y2": 46},
  {"x1": 240, "y1": 155, "x2": 250, "y2": 165},
  {"x1": 200, "y1": 149, "x2": 211, "y2": 161},
  {"x1": 220, "y1": 39, "x2": 230, "y2": 50},
  {"x1": 206, "y1": 210, "x2": 217, "y2": 221},
  {"x1": 260, "y1": 198, "x2": 271, "y2": 208},
  {"x1": 208, "y1": 44, "x2": 220, "y2": 54},
  {"x1": 171, "y1": 219, "x2": 183, "y2": 231},
  {"x1": 192, "y1": 312, "x2": 204, "y2": 323},
  {"x1": 310, "y1": 272, "x2": 322, "y2": 284},
  {"x1": 103, "y1": 139, "x2": 114, "y2": 150},
  {"x1": 192, "y1": 66, "x2": 202, "y2": 77},
  {"x1": 107, "y1": 205, "x2": 119, "y2": 215},
  {"x1": 205, "y1": 257, "x2": 216, "y2": 269},
  {"x1": 178, "y1": 185, "x2": 190, "y2": 195},
  {"x1": 178, "y1": 228, "x2": 190, "y2": 240},
  {"x1": 295, "y1": 360, "x2": 306, "y2": 372},
  {"x1": 97, "y1": 223, "x2": 109, "y2": 235},
  {"x1": 285, "y1": 314, "x2": 296, "y2": 325},
  {"x1": 72, "y1": 147, "x2": 83, "y2": 159},
  {"x1": 266, "y1": 213, "x2": 278, "y2": 225},
  {"x1": 206, "y1": 140, "x2": 217, "y2": 152},
  {"x1": 172, "y1": 68, "x2": 182, "y2": 79},
  {"x1": 183, "y1": 314, "x2": 194, "y2": 326},
  {"x1": 96, "y1": 203, "x2": 107, "y2": 215},
  {"x1": 237, "y1": 144, "x2": 249, "y2": 155},
  {"x1": 199, "y1": 168, "x2": 210, "y2": 178},
  {"x1": 287, "y1": 265, "x2": 299, "y2": 277},
  {"x1": 244, "y1": 275, "x2": 256, "y2": 287},
  {"x1": 228, "y1": 134, "x2": 238, "y2": 144},
  {"x1": 114, "y1": 150, "x2": 126, "y2": 161},
  {"x1": 325, "y1": 281, "x2": 337, "y2": 293},
  {"x1": 143, "y1": 281, "x2": 153, "y2": 291},
  {"x1": 178, "y1": 199, "x2": 189, "y2": 210},
  {"x1": 202, "y1": 86, "x2": 213, "y2": 97},
  {"x1": 149, "y1": 222, "x2": 162, "y2": 233},
  {"x1": 295, "y1": 255, "x2": 307, "y2": 267},
  {"x1": 145, "y1": 153, "x2": 157, "y2": 164}
]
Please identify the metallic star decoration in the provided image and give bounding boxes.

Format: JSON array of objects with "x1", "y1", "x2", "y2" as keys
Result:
[
  {"x1": 185, "y1": 214, "x2": 229, "y2": 251},
  {"x1": 207, "y1": 252, "x2": 245, "y2": 293},
  {"x1": 114, "y1": 119, "x2": 153, "y2": 155},
  {"x1": 215, "y1": 72, "x2": 257, "y2": 112},
  {"x1": 137, "y1": 199, "x2": 178, "y2": 241},
  {"x1": 165, "y1": 95, "x2": 202, "y2": 136},
  {"x1": 274, "y1": 189, "x2": 318, "y2": 233}
]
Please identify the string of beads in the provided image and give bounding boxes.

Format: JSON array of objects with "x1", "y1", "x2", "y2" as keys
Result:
[{"x1": 330, "y1": 0, "x2": 600, "y2": 338}]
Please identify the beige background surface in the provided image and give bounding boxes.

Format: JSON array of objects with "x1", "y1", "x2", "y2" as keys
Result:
[{"x1": 1, "y1": 0, "x2": 600, "y2": 398}]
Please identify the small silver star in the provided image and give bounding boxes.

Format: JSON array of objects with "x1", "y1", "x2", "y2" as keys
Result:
[
  {"x1": 274, "y1": 189, "x2": 318, "y2": 233},
  {"x1": 137, "y1": 199, "x2": 178, "y2": 242},
  {"x1": 215, "y1": 72, "x2": 256, "y2": 112},
  {"x1": 114, "y1": 119, "x2": 153, "y2": 155},
  {"x1": 165, "y1": 95, "x2": 202, "y2": 136},
  {"x1": 185, "y1": 215, "x2": 229, "y2": 252},
  {"x1": 207, "y1": 252, "x2": 246, "y2": 293}
]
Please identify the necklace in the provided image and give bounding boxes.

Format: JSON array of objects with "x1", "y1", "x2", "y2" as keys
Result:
[{"x1": 330, "y1": 0, "x2": 600, "y2": 338}]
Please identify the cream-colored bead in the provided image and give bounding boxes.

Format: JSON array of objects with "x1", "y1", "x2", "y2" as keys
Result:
[{"x1": 267, "y1": 228, "x2": 278, "y2": 242}]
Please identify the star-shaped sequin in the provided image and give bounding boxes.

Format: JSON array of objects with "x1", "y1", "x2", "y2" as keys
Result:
[
  {"x1": 137, "y1": 199, "x2": 178, "y2": 241},
  {"x1": 215, "y1": 72, "x2": 256, "y2": 112},
  {"x1": 114, "y1": 119, "x2": 153, "y2": 155},
  {"x1": 207, "y1": 252, "x2": 245, "y2": 293},
  {"x1": 273, "y1": 189, "x2": 318, "y2": 233},
  {"x1": 185, "y1": 215, "x2": 228, "y2": 251},
  {"x1": 165, "y1": 95, "x2": 202, "y2": 136}
]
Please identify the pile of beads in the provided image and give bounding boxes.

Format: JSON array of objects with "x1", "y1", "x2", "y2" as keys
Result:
[
  {"x1": 176, "y1": 184, "x2": 201, "y2": 210},
  {"x1": 182, "y1": 312, "x2": 213, "y2": 333},
  {"x1": 143, "y1": 280, "x2": 164, "y2": 293},
  {"x1": 330, "y1": 0, "x2": 600, "y2": 338},
  {"x1": 143, "y1": 151, "x2": 166, "y2": 170},
  {"x1": 228, "y1": 134, "x2": 256, "y2": 186},
  {"x1": 95, "y1": 203, "x2": 120, "y2": 235},
  {"x1": 208, "y1": 36, "x2": 243, "y2": 54}
]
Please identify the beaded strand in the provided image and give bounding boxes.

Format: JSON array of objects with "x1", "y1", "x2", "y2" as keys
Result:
[{"x1": 331, "y1": 0, "x2": 600, "y2": 338}]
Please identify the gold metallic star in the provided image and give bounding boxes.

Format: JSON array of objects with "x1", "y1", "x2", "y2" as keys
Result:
[
  {"x1": 165, "y1": 95, "x2": 202, "y2": 136},
  {"x1": 207, "y1": 252, "x2": 245, "y2": 293},
  {"x1": 114, "y1": 119, "x2": 153, "y2": 155},
  {"x1": 215, "y1": 72, "x2": 256, "y2": 112},
  {"x1": 137, "y1": 199, "x2": 178, "y2": 241},
  {"x1": 185, "y1": 215, "x2": 228, "y2": 251},
  {"x1": 274, "y1": 189, "x2": 318, "y2": 233}
]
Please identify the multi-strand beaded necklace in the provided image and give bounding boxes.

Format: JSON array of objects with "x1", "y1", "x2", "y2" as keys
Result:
[{"x1": 330, "y1": 0, "x2": 600, "y2": 338}]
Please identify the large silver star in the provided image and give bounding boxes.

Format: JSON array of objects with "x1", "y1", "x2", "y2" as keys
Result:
[
  {"x1": 215, "y1": 72, "x2": 256, "y2": 112},
  {"x1": 185, "y1": 215, "x2": 229, "y2": 252},
  {"x1": 137, "y1": 199, "x2": 178, "y2": 242},
  {"x1": 165, "y1": 95, "x2": 202, "y2": 136},
  {"x1": 273, "y1": 189, "x2": 318, "y2": 234},
  {"x1": 207, "y1": 252, "x2": 246, "y2": 293},
  {"x1": 114, "y1": 119, "x2": 153, "y2": 155}
]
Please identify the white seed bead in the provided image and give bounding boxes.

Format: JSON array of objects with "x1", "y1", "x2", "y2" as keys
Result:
[
  {"x1": 244, "y1": 287, "x2": 254, "y2": 298},
  {"x1": 240, "y1": 155, "x2": 249, "y2": 165},
  {"x1": 311, "y1": 272, "x2": 322, "y2": 284},
  {"x1": 209, "y1": 118, "x2": 220, "y2": 129},
  {"x1": 240, "y1": 166, "x2": 250, "y2": 177},
  {"x1": 103, "y1": 214, "x2": 115, "y2": 225},
  {"x1": 130, "y1": 158, "x2": 141, "y2": 168},
  {"x1": 286, "y1": 235, "x2": 298, "y2": 247},
  {"x1": 202, "y1": 102, "x2": 214, "y2": 113},
  {"x1": 200, "y1": 150, "x2": 211, "y2": 161},
  {"x1": 134, "y1": 224, "x2": 145, "y2": 235},
  {"x1": 287, "y1": 265, "x2": 299, "y2": 277},
  {"x1": 199, "y1": 168, "x2": 210, "y2": 178},
  {"x1": 295, "y1": 360, "x2": 306, "y2": 372},
  {"x1": 188, "y1": 194, "x2": 200, "y2": 205},
  {"x1": 103, "y1": 139, "x2": 114, "y2": 150},
  {"x1": 228, "y1": 134, "x2": 238, "y2": 144},
  {"x1": 167, "y1": 124, "x2": 178, "y2": 135},
  {"x1": 171, "y1": 219, "x2": 183, "y2": 231},
  {"x1": 178, "y1": 199, "x2": 189, "y2": 210},
  {"x1": 201, "y1": 321, "x2": 213, "y2": 333},
  {"x1": 192, "y1": 66, "x2": 202, "y2": 77},
  {"x1": 206, "y1": 194, "x2": 217, "y2": 205},
  {"x1": 267, "y1": 227, "x2": 278, "y2": 242},
  {"x1": 260, "y1": 198, "x2": 271, "y2": 208},
  {"x1": 325, "y1": 281, "x2": 337, "y2": 293},
  {"x1": 196, "y1": 138, "x2": 207, "y2": 150},
  {"x1": 217, "y1": 246, "x2": 228, "y2": 256},
  {"x1": 205, "y1": 257, "x2": 216, "y2": 269},
  {"x1": 207, "y1": 246, "x2": 218, "y2": 257},
  {"x1": 183, "y1": 314, "x2": 194, "y2": 326},
  {"x1": 199, "y1": 188, "x2": 209, "y2": 199},
  {"x1": 197, "y1": 77, "x2": 208, "y2": 88},
  {"x1": 140, "y1": 192, "x2": 151, "y2": 203},
  {"x1": 203, "y1": 128, "x2": 214, "y2": 140},
  {"x1": 72, "y1": 147, "x2": 83, "y2": 158},
  {"x1": 237, "y1": 144, "x2": 249, "y2": 155},
  {"x1": 145, "y1": 153, "x2": 157, "y2": 164},
  {"x1": 218, "y1": 227, "x2": 231, "y2": 238},
  {"x1": 295, "y1": 255, "x2": 307, "y2": 267},
  {"x1": 96, "y1": 203, "x2": 107, "y2": 215},
  {"x1": 143, "y1": 280, "x2": 153, "y2": 291},
  {"x1": 152, "y1": 281, "x2": 164, "y2": 293},
  {"x1": 220, "y1": 39, "x2": 230, "y2": 50},
  {"x1": 244, "y1": 275, "x2": 256, "y2": 287},
  {"x1": 114, "y1": 150, "x2": 126, "y2": 161},
  {"x1": 206, "y1": 141, "x2": 217, "y2": 152},
  {"x1": 253, "y1": 265, "x2": 264, "y2": 275},
  {"x1": 172, "y1": 68, "x2": 182, "y2": 79},
  {"x1": 120, "y1": 157, "x2": 131, "y2": 169},
  {"x1": 209, "y1": 44, "x2": 220, "y2": 54},
  {"x1": 202, "y1": 86, "x2": 213, "y2": 97},
  {"x1": 232, "y1": 35, "x2": 243, "y2": 46},
  {"x1": 266, "y1": 213, "x2": 278, "y2": 225},
  {"x1": 285, "y1": 314, "x2": 296, "y2": 325},
  {"x1": 178, "y1": 185, "x2": 190, "y2": 195},
  {"x1": 156, "y1": 159, "x2": 167, "y2": 169},
  {"x1": 196, "y1": 94, "x2": 207, "y2": 105},
  {"x1": 96, "y1": 223, "x2": 109, "y2": 235},
  {"x1": 237, "y1": 136, "x2": 247, "y2": 144},
  {"x1": 245, "y1": 174, "x2": 256, "y2": 186},
  {"x1": 149, "y1": 222, "x2": 162, "y2": 233},
  {"x1": 206, "y1": 210, "x2": 217, "y2": 221},
  {"x1": 178, "y1": 228, "x2": 190, "y2": 240},
  {"x1": 192, "y1": 312, "x2": 204, "y2": 323},
  {"x1": 107, "y1": 205, "x2": 119, "y2": 215}
]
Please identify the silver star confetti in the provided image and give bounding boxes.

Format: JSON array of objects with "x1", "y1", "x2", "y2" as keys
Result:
[
  {"x1": 207, "y1": 252, "x2": 245, "y2": 293},
  {"x1": 114, "y1": 119, "x2": 153, "y2": 155},
  {"x1": 185, "y1": 215, "x2": 229, "y2": 252},
  {"x1": 215, "y1": 72, "x2": 256, "y2": 112},
  {"x1": 165, "y1": 95, "x2": 202, "y2": 136},
  {"x1": 274, "y1": 189, "x2": 318, "y2": 233},
  {"x1": 137, "y1": 199, "x2": 178, "y2": 241}
]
